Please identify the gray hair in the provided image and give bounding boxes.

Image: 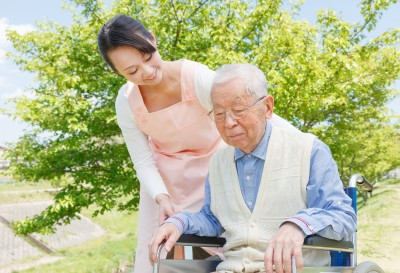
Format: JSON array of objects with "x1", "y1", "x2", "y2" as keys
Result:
[{"x1": 211, "y1": 64, "x2": 268, "y2": 98}]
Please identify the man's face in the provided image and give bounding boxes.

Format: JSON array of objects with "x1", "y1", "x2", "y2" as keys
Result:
[{"x1": 211, "y1": 79, "x2": 274, "y2": 154}]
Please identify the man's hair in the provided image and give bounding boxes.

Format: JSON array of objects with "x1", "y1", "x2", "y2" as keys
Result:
[{"x1": 212, "y1": 64, "x2": 268, "y2": 98}]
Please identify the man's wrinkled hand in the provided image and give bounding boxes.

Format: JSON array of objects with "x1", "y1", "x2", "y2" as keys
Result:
[
  {"x1": 264, "y1": 222, "x2": 305, "y2": 273},
  {"x1": 148, "y1": 223, "x2": 181, "y2": 265}
]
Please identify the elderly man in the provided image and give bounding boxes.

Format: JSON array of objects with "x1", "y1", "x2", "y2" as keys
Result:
[{"x1": 149, "y1": 64, "x2": 356, "y2": 273}]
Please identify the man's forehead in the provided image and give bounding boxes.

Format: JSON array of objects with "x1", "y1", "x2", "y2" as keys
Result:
[
  {"x1": 212, "y1": 78, "x2": 244, "y2": 92},
  {"x1": 212, "y1": 81, "x2": 246, "y2": 95},
  {"x1": 212, "y1": 94, "x2": 249, "y2": 108}
]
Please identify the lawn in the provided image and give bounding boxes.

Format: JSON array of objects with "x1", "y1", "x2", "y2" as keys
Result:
[
  {"x1": 0, "y1": 180, "x2": 54, "y2": 191},
  {"x1": 20, "y1": 209, "x2": 138, "y2": 273},
  {"x1": 0, "y1": 179, "x2": 60, "y2": 204},
  {"x1": 357, "y1": 179, "x2": 400, "y2": 273}
]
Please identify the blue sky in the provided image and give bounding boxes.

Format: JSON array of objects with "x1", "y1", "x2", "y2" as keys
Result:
[{"x1": 0, "y1": 0, "x2": 399, "y2": 147}]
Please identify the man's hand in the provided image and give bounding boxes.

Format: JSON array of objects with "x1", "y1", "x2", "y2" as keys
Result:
[
  {"x1": 264, "y1": 222, "x2": 305, "y2": 273},
  {"x1": 149, "y1": 223, "x2": 181, "y2": 264},
  {"x1": 156, "y1": 193, "x2": 175, "y2": 224}
]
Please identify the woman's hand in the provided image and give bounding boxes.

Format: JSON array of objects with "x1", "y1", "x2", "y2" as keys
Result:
[{"x1": 155, "y1": 193, "x2": 175, "y2": 224}]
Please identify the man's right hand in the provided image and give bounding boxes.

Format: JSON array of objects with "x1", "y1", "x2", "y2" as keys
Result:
[{"x1": 148, "y1": 222, "x2": 181, "y2": 265}]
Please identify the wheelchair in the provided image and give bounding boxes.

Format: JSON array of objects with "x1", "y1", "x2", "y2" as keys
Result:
[{"x1": 153, "y1": 174, "x2": 384, "y2": 273}]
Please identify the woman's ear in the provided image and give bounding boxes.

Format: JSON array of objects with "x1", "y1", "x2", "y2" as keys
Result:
[{"x1": 149, "y1": 32, "x2": 157, "y2": 47}]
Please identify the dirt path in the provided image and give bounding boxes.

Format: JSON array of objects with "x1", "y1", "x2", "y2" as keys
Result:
[{"x1": 357, "y1": 183, "x2": 400, "y2": 273}]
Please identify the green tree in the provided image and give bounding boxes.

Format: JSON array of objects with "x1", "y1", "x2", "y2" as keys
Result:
[{"x1": 4, "y1": 0, "x2": 400, "y2": 235}]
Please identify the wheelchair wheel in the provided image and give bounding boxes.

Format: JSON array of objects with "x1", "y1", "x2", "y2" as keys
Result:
[{"x1": 353, "y1": 261, "x2": 385, "y2": 273}]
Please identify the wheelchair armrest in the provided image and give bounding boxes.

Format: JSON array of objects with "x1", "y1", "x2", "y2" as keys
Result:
[
  {"x1": 176, "y1": 234, "x2": 226, "y2": 248},
  {"x1": 174, "y1": 234, "x2": 354, "y2": 253},
  {"x1": 303, "y1": 235, "x2": 354, "y2": 252}
]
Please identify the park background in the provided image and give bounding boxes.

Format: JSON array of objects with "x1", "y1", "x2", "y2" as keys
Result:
[{"x1": 1, "y1": 0, "x2": 400, "y2": 272}]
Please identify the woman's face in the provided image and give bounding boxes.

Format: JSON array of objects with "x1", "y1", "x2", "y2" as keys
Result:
[{"x1": 107, "y1": 44, "x2": 163, "y2": 85}]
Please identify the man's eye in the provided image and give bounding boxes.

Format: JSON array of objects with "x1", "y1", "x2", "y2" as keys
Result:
[
  {"x1": 232, "y1": 109, "x2": 245, "y2": 114},
  {"x1": 145, "y1": 54, "x2": 152, "y2": 61}
]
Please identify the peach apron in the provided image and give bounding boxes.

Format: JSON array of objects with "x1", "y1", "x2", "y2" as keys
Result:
[{"x1": 127, "y1": 60, "x2": 221, "y2": 273}]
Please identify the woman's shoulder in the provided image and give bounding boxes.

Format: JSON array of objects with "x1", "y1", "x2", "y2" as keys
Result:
[
  {"x1": 116, "y1": 81, "x2": 135, "y2": 98},
  {"x1": 115, "y1": 82, "x2": 134, "y2": 109},
  {"x1": 176, "y1": 59, "x2": 215, "y2": 83},
  {"x1": 180, "y1": 59, "x2": 211, "y2": 70}
]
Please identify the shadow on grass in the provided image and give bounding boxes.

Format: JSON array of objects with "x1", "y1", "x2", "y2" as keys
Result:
[{"x1": 357, "y1": 188, "x2": 396, "y2": 211}]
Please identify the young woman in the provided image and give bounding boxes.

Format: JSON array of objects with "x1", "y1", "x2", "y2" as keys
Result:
[{"x1": 97, "y1": 14, "x2": 295, "y2": 273}]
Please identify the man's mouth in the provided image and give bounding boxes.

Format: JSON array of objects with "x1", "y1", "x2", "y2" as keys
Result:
[{"x1": 227, "y1": 133, "x2": 243, "y2": 139}]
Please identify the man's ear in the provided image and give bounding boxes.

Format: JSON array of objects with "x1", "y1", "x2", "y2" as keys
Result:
[{"x1": 264, "y1": 95, "x2": 274, "y2": 119}]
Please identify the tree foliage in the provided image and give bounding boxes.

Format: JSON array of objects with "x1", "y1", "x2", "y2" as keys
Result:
[{"x1": 4, "y1": 0, "x2": 400, "y2": 235}]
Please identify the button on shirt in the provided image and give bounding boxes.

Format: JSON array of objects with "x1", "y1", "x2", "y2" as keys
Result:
[
  {"x1": 166, "y1": 122, "x2": 357, "y2": 241},
  {"x1": 235, "y1": 126, "x2": 270, "y2": 212}
]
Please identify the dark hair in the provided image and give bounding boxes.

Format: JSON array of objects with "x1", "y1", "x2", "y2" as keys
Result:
[{"x1": 97, "y1": 14, "x2": 156, "y2": 73}]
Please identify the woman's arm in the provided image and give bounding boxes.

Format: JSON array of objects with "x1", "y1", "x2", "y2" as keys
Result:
[{"x1": 115, "y1": 84, "x2": 168, "y2": 200}]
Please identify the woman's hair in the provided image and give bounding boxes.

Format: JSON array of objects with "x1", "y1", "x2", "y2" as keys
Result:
[
  {"x1": 97, "y1": 14, "x2": 157, "y2": 73},
  {"x1": 212, "y1": 64, "x2": 268, "y2": 98}
]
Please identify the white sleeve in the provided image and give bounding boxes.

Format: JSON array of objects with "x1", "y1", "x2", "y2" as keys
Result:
[
  {"x1": 269, "y1": 113, "x2": 299, "y2": 131},
  {"x1": 194, "y1": 63, "x2": 216, "y2": 112},
  {"x1": 115, "y1": 84, "x2": 168, "y2": 200}
]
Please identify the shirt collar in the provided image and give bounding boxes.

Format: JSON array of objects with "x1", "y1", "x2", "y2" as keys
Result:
[{"x1": 234, "y1": 121, "x2": 273, "y2": 161}]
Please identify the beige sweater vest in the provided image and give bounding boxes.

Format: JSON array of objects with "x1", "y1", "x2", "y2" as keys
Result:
[{"x1": 209, "y1": 127, "x2": 330, "y2": 272}]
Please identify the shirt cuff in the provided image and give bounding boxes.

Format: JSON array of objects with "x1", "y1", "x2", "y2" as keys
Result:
[
  {"x1": 141, "y1": 173, "x2": 169, "y2": 200},
  {"x1": 284, "y1": 217, "x2": 316, "y2": 236},
  {"x1": 165, "y1": 215, "x2": 187, "y2": 234}
]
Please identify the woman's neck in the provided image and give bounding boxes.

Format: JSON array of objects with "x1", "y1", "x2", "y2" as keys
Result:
[
  {"x1": 138, "y1": 60, "x2": 184, "y2": 112},
  {"x1": 158, "y1": 60, "x2": 180, "y2": 92}
]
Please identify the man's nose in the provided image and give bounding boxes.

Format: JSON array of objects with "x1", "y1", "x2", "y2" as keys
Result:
[{"x1": 224, "y1": 112, "x2": 238, "y2": 128}]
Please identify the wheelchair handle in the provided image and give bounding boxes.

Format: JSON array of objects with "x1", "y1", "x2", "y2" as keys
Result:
[
  {"x1": 349, "y1": 173, "x2": 373, "y2": 192},
  {"x1": 153, "y1": 242, "x2": 165, "y2": 273}
]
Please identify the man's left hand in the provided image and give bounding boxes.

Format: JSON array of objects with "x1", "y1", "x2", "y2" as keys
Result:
[{"x1": 264, "y1": 222, "x2": 305, "y2": 273}]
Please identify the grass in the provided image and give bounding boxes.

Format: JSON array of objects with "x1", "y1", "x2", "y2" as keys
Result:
[
  {"x1": 0, "y1": 191, "x2": 55, "y2": 204},
  {"x1": 0, "y1": 180, "x2": 139, "y2": 273},
  {"x1": 0, "y1": 179, "x2": 58, "y2": 204},
  {"x1": 0, "y1": 180, "x2": 54, "y2": 191},
  {"x1": 20, "y1": 210, "x2": 138, "y2": 273},
  {"x1": 357, "y1": 179, "x2": 400, "y2": 273}
]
